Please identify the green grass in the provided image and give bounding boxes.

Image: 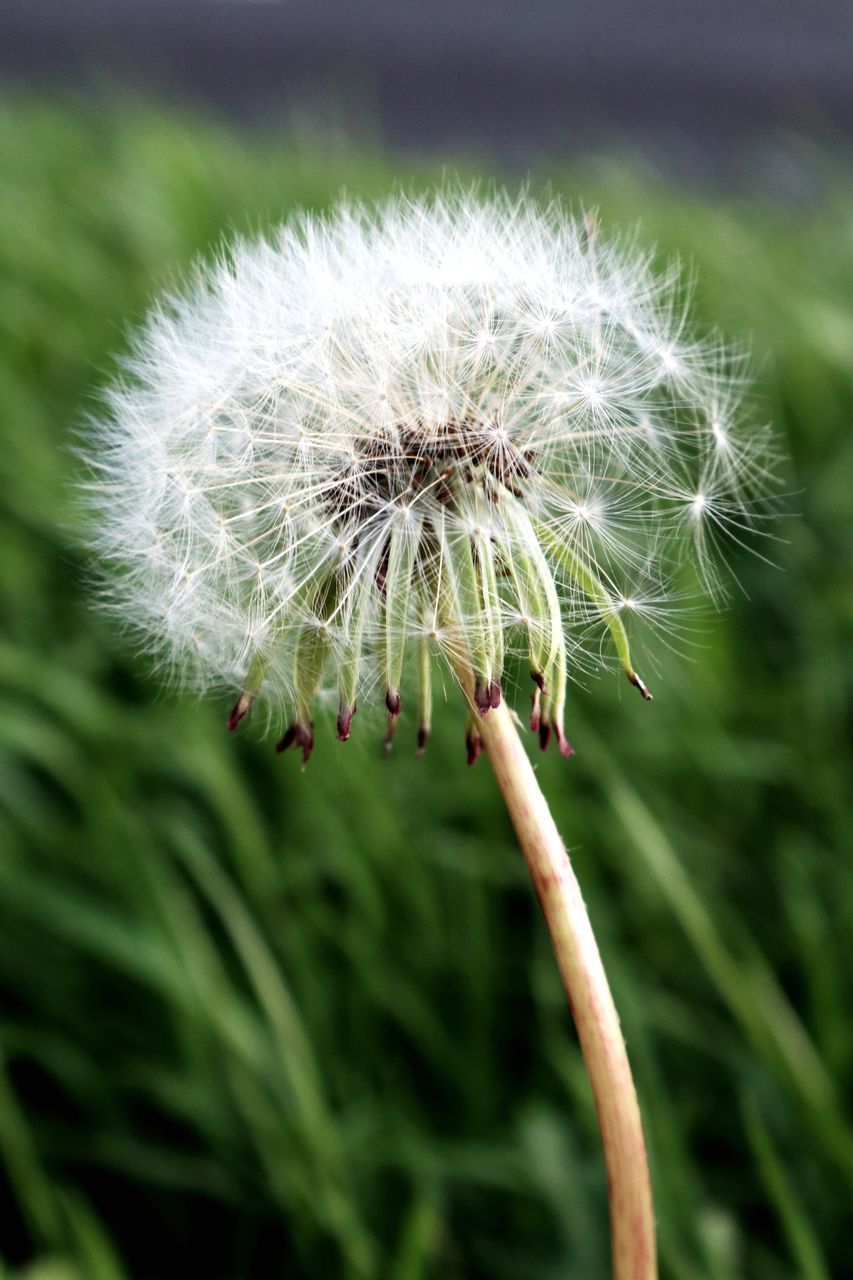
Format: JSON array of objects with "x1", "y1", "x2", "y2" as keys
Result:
[{"x1": 0, "y1": 96, "x2": 851, "y2": 1279}]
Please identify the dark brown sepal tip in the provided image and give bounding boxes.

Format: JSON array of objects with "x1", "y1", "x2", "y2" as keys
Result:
[
  {"x1": 337, "y1": 703, "x2": 356, "y2": 741},
  {"x1": 474, "y1": 679, "x2": 490, "y2": 715},
  {"x1": 276, "y1": 721, "x2": 314, "y2": 769},
  {"x1": 531, "y1": 670, "x2": 546, "y2": 694},
  {"x1": 385, "y1": 689, "x2": 402, "y2": 717},
  {"x1": 466, "y1": 728, "x2": 483, "y2": 767},
  {"x1": 538, "y1": 719, "x2": 552, "y2": 753},
  {"x1": 227, "y1": 691, "x2": 253, "y2": 732},
  {"x1": 627, "y1": 670, "x2": 653, "y2": 701},
  {"x1": 474, "y1": 678, "x2": 501, "y2": 715},
  {"x1": 416, "y1": 724, "x2": 429, "y2": 758},
  {"x1": 382, "y1": 714, "x2": 398, "y2": 757}
]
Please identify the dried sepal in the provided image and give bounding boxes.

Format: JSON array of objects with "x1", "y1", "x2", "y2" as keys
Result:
[
  {"x1": 276, "y1": 720, "x2": 314, "y2": 769},
  {"x1": 465, "y1": 716, "x2": 483, "y2": 766},
  {"x1": 381, "y1": 512, "x2": 421, "y2": 717},
  {"x1": 227, "y1": 655, "x2": 271, "y2": 731},
  {"x1": 416, "y1": 597, "x2": 433, "y2": 757},
  {"x1": 534, "y1": 517, "x2": 653, "y2": 702}
]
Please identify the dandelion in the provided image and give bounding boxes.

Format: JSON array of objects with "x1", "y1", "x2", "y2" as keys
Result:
[{"x1": 84, "y1": 190, "x2": 774, "y2": 1280}]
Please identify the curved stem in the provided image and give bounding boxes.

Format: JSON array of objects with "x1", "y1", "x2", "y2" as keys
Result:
[{"x1": 477, "y1": 698, "x2": 657, "y2": 1280}]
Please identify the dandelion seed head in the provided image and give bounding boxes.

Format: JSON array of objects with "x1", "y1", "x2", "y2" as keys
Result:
[{"x1": 84, "y1": 189, "x2": 775, "y2": 759}]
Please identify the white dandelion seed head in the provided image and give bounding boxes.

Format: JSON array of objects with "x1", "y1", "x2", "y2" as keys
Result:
[{"x1": 84, "y1": 189, "x2": 776, "y2": 763}]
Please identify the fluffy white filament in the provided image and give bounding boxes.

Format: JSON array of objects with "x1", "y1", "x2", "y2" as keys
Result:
[{"x1": 85, "y1": 190, "x2": 772, "y2": 761}]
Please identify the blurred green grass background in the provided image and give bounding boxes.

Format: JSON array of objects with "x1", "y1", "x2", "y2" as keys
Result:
[{"x1": 1, "y1": 98, "x2": 852, "y2": 1280}]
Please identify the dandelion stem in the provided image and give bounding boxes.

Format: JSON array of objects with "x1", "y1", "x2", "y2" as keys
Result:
[{"x1": 474, "y1": 693, "x2": 657, "y2": 1280}]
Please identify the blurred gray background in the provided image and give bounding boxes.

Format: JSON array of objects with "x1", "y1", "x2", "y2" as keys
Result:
[{"x1": 2, "y1": 0, "x2": 851, "y2": 189}]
